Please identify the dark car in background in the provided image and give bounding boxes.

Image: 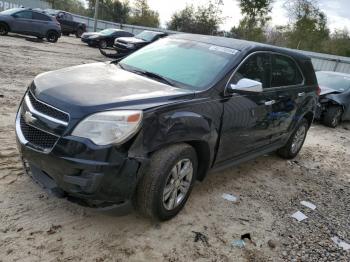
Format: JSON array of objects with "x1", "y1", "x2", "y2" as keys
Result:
[
  {"x1": 16, "y1": 34, "x2": 318, "y2": 221},
  {"x1": 114, "y1": 30, "x2": 167, "y2": 53},
  {"x1": 81, "y1": 28, "x2": 134, "y2": 48},
  {"x1": 0, "y1": 8, "x2": 61, "y2": 42},
  {"x1": 315, "y1": 71, "x2": 350, "y2": 127},
  {"x1": 44, "y1": 9, "x2": 86, "y2": 38}
]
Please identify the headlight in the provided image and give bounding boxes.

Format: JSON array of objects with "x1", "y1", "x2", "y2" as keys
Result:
[
  {"x1": 127, "y1": 43, "x2": 135, "y2": 48},
  {"x1": 72, "y1": 111, "x2": 143, "y2": 146}
]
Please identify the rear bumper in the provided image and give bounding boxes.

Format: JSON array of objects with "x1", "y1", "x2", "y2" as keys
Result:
[{"x1": 16, "y1": 111, "x2": 145, "y2": 210}]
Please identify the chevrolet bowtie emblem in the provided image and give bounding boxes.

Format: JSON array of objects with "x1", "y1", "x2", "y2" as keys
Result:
[{"x1": 24, "y1": 111, "x2": 37, "y2": 124}]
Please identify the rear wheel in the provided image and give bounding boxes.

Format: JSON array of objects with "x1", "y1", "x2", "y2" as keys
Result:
[
  {"x1": 99, "y1": 40, "x2": 107, "y2": 49},
  {"x1": 0, "y1": 23, "x2": 9, "y2": 36},
  {"x1": 135, "y1": 144, "x2": 197, "y2": 221},
  {"x1": 323, "y1": 106, "x2": 343, "y2": 128},
  {"x1": 277, "y1": 118, "x2": 309, "y2": 159},
  {"x1": 75, "y1": 28, "x2": 84, "y2": 38},
  {"x1": 46, "y1": 31, "x2": 59, "y2": 43}
]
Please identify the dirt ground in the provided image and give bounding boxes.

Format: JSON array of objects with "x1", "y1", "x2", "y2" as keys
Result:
[{"x1": 0, "y1": 34, "x2": 349, "y2": 262}]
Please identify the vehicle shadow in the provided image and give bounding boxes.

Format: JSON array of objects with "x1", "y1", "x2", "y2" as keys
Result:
[{"x1": 5, "y1": 33, "x2": 45, "y2": 43}]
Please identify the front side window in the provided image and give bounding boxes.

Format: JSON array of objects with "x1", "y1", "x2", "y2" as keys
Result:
[
  {"x1": 271, "y1": 55, "x2": 303, "y2": 87},
  {"x1": 231, "y1": 53, "x2": 271, "y2": 89},
  {"x1": 120, "y1": 39, "x2": 239, "y2": 91},
  {"x1": 13, "y1": 11, "x2": 32, "y2": 19}
]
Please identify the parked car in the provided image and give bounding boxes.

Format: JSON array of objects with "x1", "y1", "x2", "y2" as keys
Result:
[
  {"x1": 15, "y1": 34, "x2": 318, "y2": 221},
  {"x1": 0, "y1": 8, "x2": 61, "y2": 42},
  {"x1": 81, "y1": 28, "x2": 134, "y2": 48},
  {"x1": 315, "y1": 71, "x2": 350, "y2": 127},
  {"x1": 44, "y1": 9, "x2": 86, "y2": 38},
  {"x1": 114, "y1": 30, "x2": 167, "y2": 53}
]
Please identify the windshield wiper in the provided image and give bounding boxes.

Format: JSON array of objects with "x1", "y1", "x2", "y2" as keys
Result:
[{"x1": 129, "y1": 69, "x2": 177, "y2": 87}]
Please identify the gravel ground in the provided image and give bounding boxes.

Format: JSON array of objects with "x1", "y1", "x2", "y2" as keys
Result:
[{"x1": 0, "y1": 34, "x2": 349, "y2": 262}]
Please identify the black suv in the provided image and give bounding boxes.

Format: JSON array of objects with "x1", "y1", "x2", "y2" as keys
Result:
[
  {"x1": 45, "y1": 9, "x2": 86, "y2": 37},
  {"x1": 15, "y1": 34, "x2": 319, "y2": 220}
]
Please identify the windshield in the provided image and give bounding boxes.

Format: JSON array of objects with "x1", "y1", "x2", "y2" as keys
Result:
[
  {"x1": 120, "y1": 39, "x2": 239, "y2": 90},
  {"x1": 0, "y1": 8, "x2": 24, "y2": 15},
  {"x1": 99, "y1": 29, "x2": 116, "y2": 35},
  {"x1": 316, "y1": 71, "x2": 350, "y2": 92},
  {"x1": 136, "y1": 31, "x2": 159, "y2": 41}
]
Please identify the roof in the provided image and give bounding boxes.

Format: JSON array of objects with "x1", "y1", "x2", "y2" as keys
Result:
[{"x1": 170, "y1": 33, "x2": 310, "y2": 60}]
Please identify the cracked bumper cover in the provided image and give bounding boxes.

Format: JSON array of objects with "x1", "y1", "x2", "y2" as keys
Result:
[{"x1": 16, "y1": 129, "x2": 145, "y2": 211}]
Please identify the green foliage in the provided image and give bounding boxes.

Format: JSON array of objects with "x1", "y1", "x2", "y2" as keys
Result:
[
  {"x1": 45, "y1": 0, "x2": 87, "y2": 15},
  {"x1": 87, "y1": 0, "x2": 130, "y2": 23},
  {"x1": 233, "y1": 0, "x2": 273, "y2": 41},
  {"x1": 127, "y1": 0, "x2": 160, "y2": 27},
  {"x1": 167, "y1": 1, "x2": 224, "y2": 35}
]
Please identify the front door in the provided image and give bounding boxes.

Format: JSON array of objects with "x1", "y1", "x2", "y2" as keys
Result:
[
  {"x1": 11, "y1": 10, "x2": 33, "y2": 33},
  {"x1": 216, "y1": 53, "x2": 276, "y2": 163}
]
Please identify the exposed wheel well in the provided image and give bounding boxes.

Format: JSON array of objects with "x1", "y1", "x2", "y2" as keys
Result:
[
  {"x1": 0, "y1": 22, "x2": 10, "y2": 30},
  {"x1": 185, "y1": 141, "x2": 211, "y2": 181},
  {"x1": 303, "y1": 111, "x2": 314, "y2": 128}
]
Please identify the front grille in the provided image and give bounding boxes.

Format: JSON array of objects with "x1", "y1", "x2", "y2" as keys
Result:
[
  {"x1": 20, "y1": 115, "x2": 58, "y2": 150},
  {"x1": 28, "y1": 91, "x2": 69, "y2": 122}
]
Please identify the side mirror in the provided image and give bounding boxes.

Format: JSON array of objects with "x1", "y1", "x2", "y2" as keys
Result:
[{"x1": 227, "y1": 78, "x2": 263, "y2": 93}]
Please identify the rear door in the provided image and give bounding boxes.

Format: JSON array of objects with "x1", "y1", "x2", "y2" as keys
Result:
[
  {"x1": 269, "y1": 53, "x2": 305, "y2": 143},
  {"x1": 216, "y1": 52, "x2": 276, "y2": 162},
  {"x1": 31, "y1": 12, "x2": 52, "y2": 36},
  {"x1": 11, "y1": 10, "x2": 33, "y2": 33}
]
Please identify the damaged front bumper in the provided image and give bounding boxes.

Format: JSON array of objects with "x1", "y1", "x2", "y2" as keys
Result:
[{"x1": 16, "y1": 112, "x2": 145, "y2": 212}]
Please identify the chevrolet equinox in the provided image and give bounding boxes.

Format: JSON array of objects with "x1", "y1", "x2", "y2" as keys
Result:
[{"x1": 16, "y1": 34, "x2": 319, "y2": 220}]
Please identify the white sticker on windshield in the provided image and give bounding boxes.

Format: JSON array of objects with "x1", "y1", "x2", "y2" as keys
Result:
[{"x1": 209, "y1": 46, "x2": 238, "y2": 55}]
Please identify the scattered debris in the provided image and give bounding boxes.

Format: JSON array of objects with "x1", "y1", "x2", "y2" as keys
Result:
[
  {"x1": 241, "y1": 233, "x2": 256, "y2": 246},
  {"x1": 221, "y1": 193, "x2": 238, "y2": 202},
  {"x1": 300, "y1": 201, "x2": 316, "y2": 210},
  {"x1": 232, "y1": 239, "x2": 245, "y2": 248},
  {"x1": 47, "y1": 224, "x2": 62, "y2": 235},
  {"x1": 17, "y1": 227, "x2": 23, "y2": 232},
  {"x1": 192, "y1": 231, "x2": 209, "y2": 246},
  {"x1": 331, "y1": 236, "x2": 350, "y2": 251},
  {"x1": 0, "y1": 94, "x2": 4, "y2": 98},
  {"x1": 291, "y1": 211, "x2": 308, "y2": 222},
  {"x1": 6, "y1": 249, "x2": 13, "y2": 255},
  {"x1": 267, "y1": 239, "x2": 277, "y2": 249}
]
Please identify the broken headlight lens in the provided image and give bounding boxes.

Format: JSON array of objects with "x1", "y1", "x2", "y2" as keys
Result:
[{"x1": 72, "y1": 111, "x2": 143, "y2": 146}]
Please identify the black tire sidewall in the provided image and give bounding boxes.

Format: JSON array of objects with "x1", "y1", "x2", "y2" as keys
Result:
[
  {"x1": 154, "y1": 147, "x2": 198, "y2": 220},
  {"x1": 47, "y1": 31, "x2": 58, "y2": 43},
  {"x1": 323, "y1": 106, "x2": 342, "y2": 128},
  {"x1": 76, "y1": 29, "x2": 83, "y2": 38},
  {"x1": 99, "y1": 40, "x2": 107, "y2": 49},
  {"x1": 287, "y1": 119, "x2": 308, "y2": 158},
  {"x1": 0, "y1": 23, "x2": 8, "y2": 35}
]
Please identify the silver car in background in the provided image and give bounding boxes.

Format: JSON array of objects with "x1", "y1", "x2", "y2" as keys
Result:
[{"x1": 0, "y1": 8, "x2": 61, "y2": 43}]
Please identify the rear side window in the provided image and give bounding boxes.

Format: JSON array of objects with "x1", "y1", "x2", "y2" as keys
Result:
[
  {"x1": 271, "y1": 55, "x2": 303, "y2": 87},
  {"x1": 33, "y1": 12, "x2": 51, "y2": 21},
  {"x1": 232, "y1": 53, "x2": 271, "y2": 89},
  {"x1": 13, "y1": 11, "x2": 32, "y2": 19},
  {"x1": 65, "y1": 13, "x2": 73, "y2": 21}
]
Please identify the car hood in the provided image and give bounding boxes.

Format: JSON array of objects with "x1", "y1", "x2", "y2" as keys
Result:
[
  {"x1": 116, "y1": 37, "x2": 146, "y2": 44},
  {"x1": 319, "y1": 85, "x2": 342, "y2": 96},
  {"x1": 82, "y1": 32, "x2": 99, "y2": 38},
  {"x1": 31, "y1": 63, "x2": 193, "y2": 118}
]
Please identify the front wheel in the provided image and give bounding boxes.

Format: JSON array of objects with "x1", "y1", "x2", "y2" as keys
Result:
[
  {"x1": 46, "y1": 31, "x2": 59, "y2": 43},
  {"x1": 135, "y1": 143, "x2": 197, "y2": 221},
  {"x1": 99, "y1": 40, "x2": 107, "y2": 49},
  {"x1": 75, "y1": 28, "x2": 84, "y2": 38},
  {"x1": 0, "y1": 23, "x2": 9, "y2": 36},
  {"x1": 277, "y1": 118, "x2": 309, "y2": 159},
  {"x1": 323, "y1": 106, "x2": 343, "y2": 128}
]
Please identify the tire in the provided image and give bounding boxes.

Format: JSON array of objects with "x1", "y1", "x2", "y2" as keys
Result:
[
  {"x1": 0, "y1": 22, "x2": 9, "y2": 36},
  {"x1": 46, "y1": 31, "x2": 59, "y2": 43},
  {"x1": 135, "y1": 143, "x2": 198, "y2": 221},
  {"x1": 75, "y1": 28, "x2": 84, "y2": 38},
  {"x1": 99, "y1": 40, "x2": 107, "y2": 49},
  {"x1": 277, "y1": 118, "x2": 309, "y2": 159},
  {"x1": 62, "y1": 32, "x2": 70, "y2": 36},
  {"x1": 322, "y1": 106, "x2": 343, "y2": 128}
]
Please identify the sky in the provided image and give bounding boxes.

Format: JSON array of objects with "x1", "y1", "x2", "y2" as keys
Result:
[{"x1": 86, "y1": 0, "x2": 350, "y2": 32}]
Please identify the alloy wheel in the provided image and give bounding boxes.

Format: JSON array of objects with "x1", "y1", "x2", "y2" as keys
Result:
[
  {"x1": 291, "y1": 125, "x2": 306, "y2": 154},
  {"x1": 163, "y1": 159, "x2": 193, "y2": 211}
]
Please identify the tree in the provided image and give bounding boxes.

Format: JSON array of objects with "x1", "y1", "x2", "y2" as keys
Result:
[
  {"x1": 45, "y1": 0, "x2": 87, "y2": 15},
  {"x1": 127, "y1": 0, "x2": 160, "y2": 27},
  {"x1": 232, "y1": 0, "x2": 274, "y2": 42},
  {"x1": 167, "y1": 1, "x2": 224, "y2": 35},
  {"x1": 87, "y1": 0, "x2": 130, "y2": 23},
  {"x1": 284, "y1": 0, "x2": 330, "y2": 51}
]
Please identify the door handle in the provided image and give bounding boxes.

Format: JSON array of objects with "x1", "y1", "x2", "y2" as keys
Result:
[
  {"x1": 298, "y1": 92, "x2": 305, "y2": 97},
  {"x1": 265, "y1": 100, "x2": 276, "y2": 106}
]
